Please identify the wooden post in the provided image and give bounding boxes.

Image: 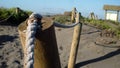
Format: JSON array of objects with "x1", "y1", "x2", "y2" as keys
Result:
[
  {"x1": 71, "y1": 7, "x2": 76, "y2": 23},
  {"x1": 16, "y1": 7, "x2": 20, "y2": 14},
  {"x1": 105, "y1": 10, "x2": 107, "y2": 20},
  {"x1": 68, "y1": 12, "x2": 82, "y2": 68},
  {"x1": 18, "y1": 18, "x2": 61, "y2": 68},
  {"x1": 117, "y1": 10, "x2": 119, "y2": 22}
]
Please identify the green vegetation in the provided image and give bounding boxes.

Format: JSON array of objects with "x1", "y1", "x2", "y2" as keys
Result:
[
  {"x1": 1, "y1": 7, "x2": 119, "y2": 38},
  {"x1": 54, "y1": 13, "x2": 84, "y2": 24},
  {"x1": 0, "y1": 7, "x2": 11, "y2": 20},
  {"x1": 53, "y1": 14, "x2": 120, "y2": 38},
  {"x1": 54, "y1": 15, "x2": 71, "y2": 24},
  {"x1": 83, "y1": 18, "x2": 120, "y2": 38},
  {"x1": 0, "y1": 7, "x2": 32, "y2": 24}
]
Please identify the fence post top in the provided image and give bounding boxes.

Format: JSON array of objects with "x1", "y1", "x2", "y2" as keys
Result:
[{"x1": 29, "y1": 13, "x2": 42, "y2": 20}]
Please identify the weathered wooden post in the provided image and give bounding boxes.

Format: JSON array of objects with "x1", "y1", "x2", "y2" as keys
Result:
[
  {"x1": 105, "y1": 10, "x2": 107, "y2": 20},
  {"x1": 89, "y1": 12, "x2": 96, "y2": 20},
  {"x1": 16, "y1": 7, "x2": 20, "y2": 14},
  {"x1": 71, "y1": 7, "x2": 77, "y2": 23},
  {"x1": 117, "y1": 10, "x2": 119, "y2": 22},
  {"x1": 18, "y1": 17, "x2": 61, "y2": 68},
  {"x1": 68, "y1": 12, "x2": 82, "y2": 68}
]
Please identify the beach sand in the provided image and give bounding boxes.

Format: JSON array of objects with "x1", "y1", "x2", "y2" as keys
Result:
[{"x1": 0, "y1": 23, "x2": 120, "y2": 68}]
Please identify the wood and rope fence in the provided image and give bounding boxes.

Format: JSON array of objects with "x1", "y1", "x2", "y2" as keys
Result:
[
  {"x1": 0, "y1": 12, "x2": 14, "y2": 23},
  {"x1": 0, "y1": 7, "x2": 29, "y2": 24},
  {"x1": 68, "y1": 12, "x2": 82, "y2": 68},
  {"x1": 18, "y1": 7, "x2": 82, "y2": 68}
]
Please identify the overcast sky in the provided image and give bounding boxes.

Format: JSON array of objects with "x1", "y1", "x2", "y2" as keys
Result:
[{"x1": 0, "y1": 0, "x2": 120, "y2": 19}]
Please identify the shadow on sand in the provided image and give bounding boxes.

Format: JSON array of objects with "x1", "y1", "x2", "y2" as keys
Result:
[
  {"x1": 81, "y1": 30, "x2": 101, "y2": 35},
  {"x1": 0, "y1": 35, "x2": 17, "y2": 45},
  {"x1": 75, "y1": 49, "x2": 120, "y2": 68},
  {"x1": 0, "y1": 21, "x2": 19, "y2": 26}
]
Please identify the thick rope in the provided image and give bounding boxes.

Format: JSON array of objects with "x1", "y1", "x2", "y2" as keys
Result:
[
  {"x1": 54, "y1": 22, "x2": 80, "y2": 28},
  {"x1": 25, "y1": 20, "x2": 38, "y2": 68}
]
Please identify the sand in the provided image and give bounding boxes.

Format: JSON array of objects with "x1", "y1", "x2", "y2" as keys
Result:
[
  {"x1": 0, "y1": 23, "x2": 120, "y2": 68},
  {"x1": 0, "y1": 25, "x2": 23, "y2": 68}
]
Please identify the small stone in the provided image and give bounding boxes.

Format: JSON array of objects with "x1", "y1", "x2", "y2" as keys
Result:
[
  {"x1": 13, "y1": 60, "x2": 20, "y2": 64},
  {"x1": 0, "y1": 55, "x2": 3, "y2": 60},
  {"x1": 59, "y1": 46, "x2": 63, "y2": 50},
  {"x1": 1, "y1": 61, "x2": 7, "y2": 68}
]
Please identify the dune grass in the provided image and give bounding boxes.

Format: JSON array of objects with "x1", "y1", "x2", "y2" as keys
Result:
[
  {"x1": 0, "y1": 7, "x2": 32, "y2": 24},
  {"x1": 83, "y1": 18, "x2": 120, "y2": 38}
]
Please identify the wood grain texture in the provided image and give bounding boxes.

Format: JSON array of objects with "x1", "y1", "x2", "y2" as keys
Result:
[{"x1": 18, "y1": 17, "x2": 61, "y2": 68}]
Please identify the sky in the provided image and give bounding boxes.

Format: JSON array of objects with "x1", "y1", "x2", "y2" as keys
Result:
[{"x1": 0, "y1": 0, "x2": 120, "y2": 19}]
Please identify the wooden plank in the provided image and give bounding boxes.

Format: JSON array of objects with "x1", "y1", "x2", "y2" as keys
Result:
[{"x1": 103, "y1": 5, "x2": 120, "y2": 11}]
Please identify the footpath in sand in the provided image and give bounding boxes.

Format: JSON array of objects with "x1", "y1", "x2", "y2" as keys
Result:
[
  {"x1": 0, "y1": 23, "x2": 120, "y2": 68},
  {"x1": 56, "y1": 24, "x2": 120, "y2": 68}
]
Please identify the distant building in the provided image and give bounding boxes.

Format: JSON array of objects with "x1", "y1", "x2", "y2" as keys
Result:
[
  {"x1": 64, "y1": 11, "x2": 71, "y2": 16},
  {"x1": 103, "y1": 5, "x2": 120, "y2": 22}
]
